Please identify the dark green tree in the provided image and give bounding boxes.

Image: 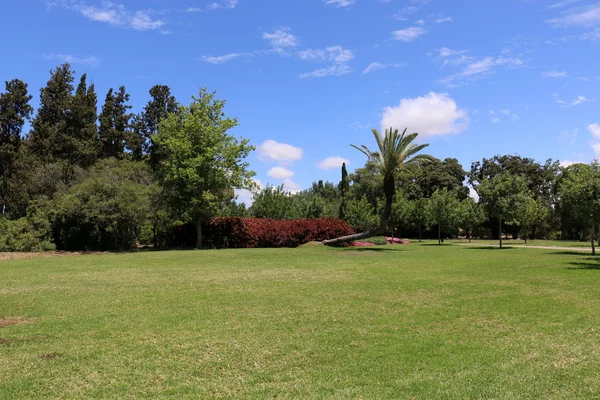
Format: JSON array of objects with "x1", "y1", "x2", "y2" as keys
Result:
[
  {"x1": 29, "y1": 63, "x2": 75, "y2": 162},
  {"x1": 0, "y1": 79, "x2": 33, "y2": 216},
  {"x1": 65, "y1": 74, "x2": 98, "y2": 167},
  {"x1": 99, "y1": 86, "x2": 132, "y2": 159}
]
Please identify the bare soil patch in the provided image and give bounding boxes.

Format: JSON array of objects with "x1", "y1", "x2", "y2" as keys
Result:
[{"x1": 0, "y1": 318, "x2": 27, "y2": 327}]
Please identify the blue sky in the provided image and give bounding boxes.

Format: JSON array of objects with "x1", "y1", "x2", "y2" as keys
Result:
[{"x1": 1, "y1": 0, "x2": 600, "y2": 202}]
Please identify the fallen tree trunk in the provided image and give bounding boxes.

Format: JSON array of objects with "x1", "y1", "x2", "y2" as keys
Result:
[{"x1": 321, "y1": 227, "x2": 380, "y2": 246}]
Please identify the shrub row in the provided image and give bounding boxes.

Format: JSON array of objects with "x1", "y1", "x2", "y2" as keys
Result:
[{"x1": 203, "y1": 217, "x2": 354, "y2": 248}]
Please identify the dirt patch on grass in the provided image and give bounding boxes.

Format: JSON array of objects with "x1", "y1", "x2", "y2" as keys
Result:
[
  {"x1": 0, "y1": 251, "x2": 105, "y2": 261},
  {"x1": 40, "y1": 353, "x2": 58, "y2": 360},
  {"x1": 0, "y1": 318, "x2": 28, "y2": 327},
  {"x1": 0, "y1": 338, "x2": 8, "y2": 344}
]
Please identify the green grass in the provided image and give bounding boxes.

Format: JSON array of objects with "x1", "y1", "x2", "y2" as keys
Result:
[
  {"x1": 1, "y1": 245, "x2": 600, "y2": 399},
  {"x1": 445, "y1": 239, "x2": 593, "y2": 248}
]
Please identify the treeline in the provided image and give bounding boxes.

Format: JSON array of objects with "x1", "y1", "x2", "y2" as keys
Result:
[
  {"x1": 1, "y1": 64, "x2": 598, "y2": 251},
  {"x1": 248, "y1": 155, "x2": 599, "y2": 248}
]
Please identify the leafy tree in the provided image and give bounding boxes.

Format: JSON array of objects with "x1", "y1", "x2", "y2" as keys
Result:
[
  {"x1": 0, "y1": 79, "x2": 33, "y2": 216},
  {"x1": 559, "y1": 162, "x2": 600, "y2": 255},
  {"x1": 344, "y1": 196, "x2": 379, "y2": 232},
  {"x1": 29, "y1": 63, "x2": 75, "y2": 162},
  {"x1": 250, "y1": 184, "x2": 294, "y2": 219},
  {"x1": 99, "y1": 86, "x2": 132, "y2": 159},
  {"x1": 426, "y1": 188, "x2": 460, "y2": 245},
  {"x1": 478, "y1": 173, "x2": 528, "y2": 248},
  {"x1": 398, "y1": 157, "x2": 468, "y2": 200},
  {"x1": 154, "y1": 88, "x2": 255, "y2": 248},
  {"x1": 50, "y1": 159, "x2": 152, "y2": 250},
  {"x1": 516, "y1": 194, "x2": 548, "y2": 244},
  {"x1": 459, "y1": 197, "x2": 485, "y2": 242},
  {"x1": 324, "y1": 127, "x2": 435, "y2": 244}
]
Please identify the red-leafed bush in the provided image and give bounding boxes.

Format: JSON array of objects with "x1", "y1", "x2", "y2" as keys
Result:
[{"x1": 203, "y1": 217, "x2": 354, "y2": 248}]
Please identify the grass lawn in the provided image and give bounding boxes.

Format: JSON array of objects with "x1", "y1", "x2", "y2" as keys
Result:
[
  {"x1": 1, "y1": 244, "x2": 600, "y2": 399},
  {"x1": 445, "y1": 239, "x2": 593, "y2": 248}
]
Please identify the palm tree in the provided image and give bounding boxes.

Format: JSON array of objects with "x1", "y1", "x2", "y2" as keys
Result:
[{"x1": 323, "y1": 127, "x2": 436, "y2": 245}]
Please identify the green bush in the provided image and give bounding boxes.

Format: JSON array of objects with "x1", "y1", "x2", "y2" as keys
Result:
[
  {"x1": 0, "y1": 207, "x2": 55, "y2": 252},
  {"x1": 363, "y1": 236, "x2": 388, "y2": 246}
]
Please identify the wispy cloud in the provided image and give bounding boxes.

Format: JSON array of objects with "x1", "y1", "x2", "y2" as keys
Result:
[
  {"x1": 299, "y1": 45, "x2": 355, "y2": 78},
  {"x1": 41, "y1": 53, "x2": 100, "y2": 67},
  {"x1": 543, "y1": 70, "x2": 568, "y2": 78},
  {"x1": 263, "y1": 28, "x2": 299, "y2": 49},
  {"x1": 200, "y1": 53, "x2": 246, "y2": 64},
  {"x1": 362, "y1": 62, "x2": 406, "y2": 74},
  {"x1": 48, "y1": 0, "x2": 166, "y2": 31},
  {"x1": 324, "y1": 0, "x2": 354, "y2": 7},
  {"x1": 392, "y1": 27, "x2": 426, "y2": 42},
  {"x1": 554, "y1": 93, "x2": 590, "y2": 106},
  {"x1": 188, "y1": 0, "x2": 238, "y2": 12},
  {"x1": 546, "y1": 4, "x2": 600, "y2": 27}
]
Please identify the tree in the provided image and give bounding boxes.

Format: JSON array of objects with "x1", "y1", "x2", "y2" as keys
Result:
[
  {"x1": 0, "y1": 79, "x2": 33, "y2": 216},
  {"x1": 29, "y1": 63, "x2": 75, "y2": 162},
  {"x1": 154, "y1": 88, "x2": 255, "y2": 248},
  {"x1": 459, "y1": 197, "x2": 485, "y2": 242},
  {"x1": 323, "y1": 127, "x2": 435, "y2": 245},
  {"x1": 98, "y1": 86, "x2": 132, "y2": 159},
  {"x1": 339, "y1": 162, "x2": 349, "y2": 197},
  {"x1": 426, "y1": 188, "x2": 460, "y2": 245},
  {"x1": 516, "y1": 194, "x2": 548, "y2": 244},
  {"x1": 250, "y1": 184, "x2": 294, "y2": 219},
  {"x1": 344, "y1": 196, "x2": 379, "y2": 232},
  {"x1": 65, "y1": 74, "x2": 98, "y2": 167},
  {"x1": 559, "y1": 163, "x2": 600, "y2": 255},
  {"x1": 478, "y1": 173, "x2": 528, "y2": 248}
]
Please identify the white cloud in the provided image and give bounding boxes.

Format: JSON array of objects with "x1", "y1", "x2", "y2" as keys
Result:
[
  {"x1": 491, "y1": 117, "x2": 501, "y2": 124},
  {"x1": 362, "y1": 62, "x2": 406, "y2": 74},
  {"x1": 268, "y1": 166, "x2": 295, "y2": 179},
  {"x1": 298, "y1": 46, "x2": 354, "y2": 63},
  {"x1": 582, "y1": 28, "x2": 600, "y2": 41},
  {"x1": 380, "y1": 92, "x2": 468, "y2": 138},
  {"x1": 41, "y1": 53, "x2": 100, "y2": 67},
  {"x1": 438, "y1": 55, "x2": 524, "y2": 87},
  {"x1": 468, "y1": 186, "x2": 479, "y2": 202},
  {"x1": 317, "y1": 157, "x2": 350, "y2": 170},
  {"x1": 589, "y1": 124, "x2": 600, "y2": 138},
  {"x1": 543, "y1": 70, "x2": 568, "y2": 78},
  {"x1": 234, "y1": 178, "x2": 262, "y2": 207},
  {"x1": 559, "y1": 160, "x2": 584, "y2": 167},
  {"x1": 51, "y1": 1, "x2": 166, "y2": 31},
  {"x1": 257, "y1": 140, "x2": 303, "y2": 164},
  {"x1": 282, "y1": 178, "x2": 302, "y2": 193},
  {"x1": 571, "y1": 96, "x2": 588, "y2": 106},
  {"x1": 200, "y1": 53, "x2": 245, "y2": 64},
  {"x1": 300, "y1": 64, "x2": 352, "y2": 78},
  {"x1": 435, "y1": 16, "x2": 453, "y2": 23},
  {"x1": 299, "y1": 46, "x2": 354, "y2": 78},
  {"x1": 263, "y1": 28, "x2": 299, "y2": 48},
  {"x1": 546, "y1": 4, "x2": 600, "y2": 27},
  {"x1": 592, "y1": 143, "x2": 600, "y2": 160},
  {"x1": 392, "y1": 27, "x2": 426, "y2": 42},
  {"x1": 324, "y1": 0, "x2": 354, "y2": 7},
  {"x1": 549, "y1": 0, "x2": 581, "y2": 9}
]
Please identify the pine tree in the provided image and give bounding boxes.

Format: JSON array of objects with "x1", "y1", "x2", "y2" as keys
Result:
[
  {"x1": 141, "y1": 85, "x2": 178, "y2": 168},
  {"x1": 0, "y1": 79, "x2": 33, "y2": 215},
  {"x1": 29, "y1": 63, "x2": 75, "y2": 161},
  {"x1": 98, "y1": 86, "x2": 132, "y2": 159},
  {"x1": 66, "y1": 74, "x2": 98, "y2": 167}
]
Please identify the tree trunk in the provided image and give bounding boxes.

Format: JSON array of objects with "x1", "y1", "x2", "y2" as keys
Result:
[
  {"x1": 418, "y1": 225, "x2": 422, "y2": 242},
  {"x1": 322, "y1": 227, "x2": 380, "y2": 246},
  {"x1": 467, "y1": 228, "x2": 471, "y2": 243},
  {"x1": 196, "y1": 219, "x2": 203, "y2": 249},
  {"x1": 592, "y1": 224, "x2": 596, "y2": 256},
  {"x1": 499, "y1": 217, "x2": 503, "y2": 249},
  {"x1": 438, "y1": 224, "x2": 441, "y2": 245}
]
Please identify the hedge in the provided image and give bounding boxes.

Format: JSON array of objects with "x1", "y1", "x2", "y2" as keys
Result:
[{"x1": 203, "y1": 217, "x2": 354, "y2": 248}]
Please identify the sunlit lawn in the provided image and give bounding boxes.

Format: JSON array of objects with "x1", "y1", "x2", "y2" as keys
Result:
[{"x1": 1, "y1": 244, "x2": 600, "y2": 399}]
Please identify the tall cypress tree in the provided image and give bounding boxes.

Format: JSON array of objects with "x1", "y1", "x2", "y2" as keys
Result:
[
  {"x1": 0, "y1": 79, "x2": 33, "y2": 215},
  {"x1": 98, "y1": 86, "x2": 132, "y2": 159},
  {"x1": 66, "y1": 74, "x2": 98, "y2": 167},
  {"x1": 338, "y1": 162, "x2": 350, "y2": 219},
  {"x1": 29, "y1": 63, "x2": 75, "y2": 162},
  {"x1": 143, "y1": 85, "x2": 178, "y2": 167}
]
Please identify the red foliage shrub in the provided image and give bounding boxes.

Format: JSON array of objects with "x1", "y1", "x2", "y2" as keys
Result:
[{"x1": 203, "y1": 217, "x2": 354, "y2": 248}]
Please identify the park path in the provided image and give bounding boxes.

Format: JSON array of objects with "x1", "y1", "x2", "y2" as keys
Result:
[{"x1": 455, "y1": 243, "x2": 593, "y2": 252}]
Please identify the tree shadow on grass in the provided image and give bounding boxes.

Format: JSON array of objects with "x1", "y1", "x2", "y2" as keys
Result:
[
  {"x1": 345, "y1": 247, "x2": 404, "y2": 253},
  {"x1": 565, "y1": 255, "x2": 600, "y2": 270},
  {"x1": 550, "y1": 251, "x2": 594, "y2": 256},
  {"x1": 462, "y1": 246, "x2": 516, "y2": 250}
]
